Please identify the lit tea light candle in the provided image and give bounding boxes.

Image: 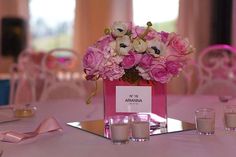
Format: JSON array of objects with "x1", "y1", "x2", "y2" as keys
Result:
[
  {"x1": 14, "y1": 109, "x2": 34, "y2": 118},
  {"x1": 110, "y1": 123, "x2": 130, "y2": 144},
  {"x1": 225, "y1": 112, "x2": 236, "y2": 129},
  {"x1": 131, "y1": 121, "x2": 150, "y2": 141},
  {"x1": 196, "y1": 117, "x2": 215, "y2": 134}
]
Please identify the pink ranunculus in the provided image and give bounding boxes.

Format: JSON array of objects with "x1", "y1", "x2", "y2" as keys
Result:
[
  {"x1": 159, "y1": 31, "x2": 169, "y2": 43},
  {"x1": 149, "y1": 64, "x2": 171, "y2": 83},
  {"x1": 131, "y1": 26, "x2": 145, "y2": 39},
  {"x1": 168, "y1": 33, "x2": 190, "y2": 55},
  {"x1": 145, "y1": 28, "x2": 159, "y2": 40},
  {"x1": 131, "y1": 26, "x2": 158, "y2": 40},
  {"x1": 96, "y1": 35, "x2": 114, "y2": 51},
  {"x1": 121, "y1": 51, "x2": 142, "y2": 69},
  {"x1": 139, "y1": 53, "x2": 154, "y2": 69},
  {"x1": 126, "y1": 21, "x2": 133, "y2": 31},
  {"x1": 83, "y1": 47, "x2": 104, "y2": 76},
  {"x1": 165, "y1": 60, "x2": 182, "y2": 76}
]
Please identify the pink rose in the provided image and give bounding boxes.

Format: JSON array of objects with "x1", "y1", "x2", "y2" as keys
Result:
[
  {"x1": 168, "y1": 33, "x2": 190, "y2": 55},
  {"x1": 149, "y1": 64, "x2": 171, "y2": 83},
  {"x1": 139, "y1": 54, "x2": 154, "y2": 69},
  {"x1": 83, "y1": 47, "x2": 104, "y2": 76},
  {"x1": 121, "y1": 52, "x2": 142, "y2": 69},
  {"x1": 165, "y1": 60, "x2": 182, "y2": 76}
]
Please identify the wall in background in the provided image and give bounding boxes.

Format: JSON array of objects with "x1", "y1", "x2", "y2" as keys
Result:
[
  {"x1": 0, "y1": 0, "x2": 28, "y2": 73},
  {"x1": 233, "y1": 0, "x2": 236, "y2": 47}
]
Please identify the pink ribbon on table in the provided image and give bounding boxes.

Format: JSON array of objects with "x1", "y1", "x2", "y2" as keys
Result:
[{"x1": 0, "y1": 117, "x2": 63, "y2": 143}]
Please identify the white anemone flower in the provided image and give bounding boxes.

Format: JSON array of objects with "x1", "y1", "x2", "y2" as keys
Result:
[
  {"x1": 111, "y1": 21, "x2": 128, "y2": 37},
  {"x1": 116, "y1": 35, "x2": 132, "y2": 56},
  {"x1": 147, "y1": 38, "x2": 167, "y2": 57},
  {"x1": 133, "y1": 38, "x2": 148, "y2": 53}
]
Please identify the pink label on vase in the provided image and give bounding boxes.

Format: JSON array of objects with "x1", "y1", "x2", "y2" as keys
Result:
[{"x1": 116, "y1": 86, "x2": 152, "y2": 113}]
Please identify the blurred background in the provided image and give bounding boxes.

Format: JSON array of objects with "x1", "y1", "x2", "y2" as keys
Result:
[{"x1": 1, "y1": 0, "x2": 235, "y2": 70}]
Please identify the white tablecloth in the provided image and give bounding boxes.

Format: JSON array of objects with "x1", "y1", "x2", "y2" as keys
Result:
[{"x1": 1, "y1": 95, "x2": 236, "y2": 157}]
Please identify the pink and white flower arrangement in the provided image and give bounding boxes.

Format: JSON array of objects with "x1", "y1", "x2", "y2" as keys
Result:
[{"x1": 83, "y1": 21, "x2": 194, "y2": 84}]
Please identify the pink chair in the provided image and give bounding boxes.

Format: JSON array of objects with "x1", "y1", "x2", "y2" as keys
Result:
[
  {"x1": 9, "y1": 64, "x2": 37, "y2": 104},
  {"x1": 195, "y1": 44, "x2": 236, "y2": 96},
  {"x1": 9, "y1": 49, "x2": 47, "y2": 104},
  {"x1": 39, "y1": 48, "x2": 86, "y2": 101},
  {"x1": 167, "y1": 60, "x2": 197, "y2": 95},
  {"x1": 41, "y1": 48, "x2": 81, "y2": 73}
]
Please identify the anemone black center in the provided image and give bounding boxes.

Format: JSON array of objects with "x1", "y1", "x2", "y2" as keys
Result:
[
  {"x1": 117, "y1": 28, "x2": 124, "y2": 32},
  {"x1": 120, "y1": 43, "x2": 128, "y2": 48},
  {"x1": 151, "y1": 46, "x2": 161, "y2": 54}
]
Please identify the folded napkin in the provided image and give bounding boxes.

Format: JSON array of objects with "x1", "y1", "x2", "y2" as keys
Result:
[{"x1": 0, "y1": 117, "x2": 63, "y2": 143}]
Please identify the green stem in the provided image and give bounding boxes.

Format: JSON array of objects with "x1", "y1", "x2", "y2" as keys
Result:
[{"x1": 86, "y1": 81, "x2": 98, "y2": 105}]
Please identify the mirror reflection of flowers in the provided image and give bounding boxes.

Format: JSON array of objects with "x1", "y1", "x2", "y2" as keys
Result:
[{"x1": 83, "y1": 21, "x2": 194, "y2": 84}]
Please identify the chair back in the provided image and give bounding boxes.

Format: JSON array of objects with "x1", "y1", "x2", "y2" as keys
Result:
[
  {"x1": 167, "y1": 60, "x2": 197, "y2": 95},
  {"x1": 195, "y1": 44, "x2": 236, "y2": 95},
  {"x1": 9, "y1": 64, "x2": 37, "y2": 104},
  {"x1": 9, "y1": 49, "x2": 49, "y2": 104},
  {"x1": 39, "y1": 48, "x2": 86, "y2": 101},
  {"x1": 41, "y1": 48, "x2": 81, "y2": 72}
]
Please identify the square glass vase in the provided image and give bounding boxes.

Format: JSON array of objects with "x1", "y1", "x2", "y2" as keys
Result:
[{"x1": 103, "y1": 79, "x2": 167, "y2": 128}]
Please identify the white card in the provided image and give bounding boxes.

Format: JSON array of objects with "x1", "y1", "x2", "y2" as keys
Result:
[{"x1": 116, "y1": 86, "x2": 152, "y2": 113}]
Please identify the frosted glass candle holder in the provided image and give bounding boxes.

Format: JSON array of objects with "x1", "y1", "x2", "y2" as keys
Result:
[
  {"x1": 224, "y1": 105, "x2": 236, "y2": 131},
  {"x1": 195, "y1": 108, "x2": 215, "y2": 135},
  {"x1": 109, "y1": 115, "x2": 130, "y2": 144},
  {"x1": 130, "y1": 113, "x2": 150, "y2": 141}
]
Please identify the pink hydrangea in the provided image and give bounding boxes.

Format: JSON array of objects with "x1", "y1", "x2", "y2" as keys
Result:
[{"x1": 100, "y1": 62, "x2": 125, "y2": 81}]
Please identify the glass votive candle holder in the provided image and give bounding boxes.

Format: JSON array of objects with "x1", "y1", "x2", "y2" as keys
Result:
[
  {"x1": 224, "y1": 104, "x2": 236, "y2": 131},
  {"x1": 130, "y1": 113, "x2": 150, "y2": 142},
  {"x1": 195, "y1": 108, "x2": 215, "y2": 135},
  {"x1": 109, "y1": 115, "x2": 130, "y2": 144},
  {"x1": 13, "y1": 104, "x2": 37, "y2": 118}
]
